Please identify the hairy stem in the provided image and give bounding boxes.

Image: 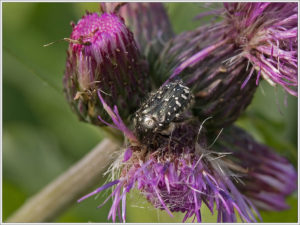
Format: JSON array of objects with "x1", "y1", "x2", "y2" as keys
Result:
[{"x1": 6, "y1": 138, "x2": 121, "y2": 222}]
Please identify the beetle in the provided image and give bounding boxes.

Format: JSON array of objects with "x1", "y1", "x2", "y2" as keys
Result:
[{"x1": 133, "y1": 80, "x2": 194, "y2": 145}]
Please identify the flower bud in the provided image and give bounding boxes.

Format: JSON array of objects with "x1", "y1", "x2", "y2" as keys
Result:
[
  {"x1": 102, "y1": 2, "x2": 174, "y2": 74},
  {"x1": 63, "y1": 12, "x2": 151, "y2": 125},
  {"x1": 213, "y1": 126, "x2": 297, "y2": 211}
]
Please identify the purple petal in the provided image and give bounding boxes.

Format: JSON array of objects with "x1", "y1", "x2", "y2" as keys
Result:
[
  {"x1": 78, "y1": 180, "x2": 119, "y2": 202},
  {"x1": 123, "y1": 148, "x2": 132, "y2": 162}
]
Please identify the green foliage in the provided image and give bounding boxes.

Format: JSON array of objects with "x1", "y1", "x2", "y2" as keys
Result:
[{"x1": 2, "y1": 2, "x2": 297, "y2": 223}]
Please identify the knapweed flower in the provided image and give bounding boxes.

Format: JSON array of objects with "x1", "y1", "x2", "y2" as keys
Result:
[
  {"x1": 102, "y1": 2, "x2": 174, "y2": 75},
  {"x1": 213, "y1": 126, "x2": 297, "y2": 211},
  {"x1": 155, "y1": 2, "x2": 298, "y2": 129},
  {"x1": 63, "y1": 11, "x2": 151, "y2": 126},
  {"x1": 78, "y1": 92, "x2": 259, "y2": 223}
]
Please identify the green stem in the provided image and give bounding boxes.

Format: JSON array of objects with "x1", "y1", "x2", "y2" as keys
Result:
[{"x1": 6, "y1": 138, "x2": 121, "y2": 222}]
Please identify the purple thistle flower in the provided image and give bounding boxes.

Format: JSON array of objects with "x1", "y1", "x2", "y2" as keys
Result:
[
  {"x1": 155, "y1": 2, "x2": 297, "y2": 129},
  {"x1": 102, "y1": 2, "x2": 174, "y2": 77},
  {"x1": 78, "y1": 92, "x2": 260, "y2": 223},
  {"x1": 69, "y1": 3, "x2": 297, "y2": 223},
  {"x1": 213, "y1": 125, "x2": 297, "y2": 211},
  {"x1": 223, "y1": 3, "x2": 298, "y2": 96},
  {"x1": 63, "y1": 11, "x2": 151, "y2": 126},
  {"x1": 167, "y1": 3, "x2": 298, "y2": 96}
]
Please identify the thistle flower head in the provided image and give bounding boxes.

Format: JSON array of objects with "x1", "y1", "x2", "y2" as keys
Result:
[
  {"x1": 214, "y1": 126, "x2": 297, "y2": 211},
  {"x1": 70, "y1": 3, "x2": 297, "y2": 223},
  {"x1": 156, "y1": 2, "x2": 297, "y2": 130},
  {"x1": 167, "y1": 3, "x2": 298, "y2": 96},
  {"x1": 64, "y1": 11, "x2": 150, "y2": 125},
  {"x1": 78, "y1": 92, "x2": 259, "y2": 223},
  {"x1": 223, "y1": 3, "x2": 298, "y2": 96}
]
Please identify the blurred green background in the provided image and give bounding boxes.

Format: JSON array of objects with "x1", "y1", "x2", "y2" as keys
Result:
[{"x1": 2, "y1": 2, "x2": 298, "y2": 223}]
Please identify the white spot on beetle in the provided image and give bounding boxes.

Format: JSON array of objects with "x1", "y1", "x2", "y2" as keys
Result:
[
  {"x1": 181, "y1": 94, "x2": 187, "y2": 99},
  {"x1": 143, "y1": 116, "x2": 155, "y2": 128}
]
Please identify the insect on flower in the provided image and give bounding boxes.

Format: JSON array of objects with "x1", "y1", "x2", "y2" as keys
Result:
[{"x1": 133, "y1": 80, "x2": 194, "y2": 145}]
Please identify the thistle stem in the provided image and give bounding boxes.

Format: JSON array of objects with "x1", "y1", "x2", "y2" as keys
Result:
[{"x1": 6, "y1": 138, "x2": 121, "y2": 222}]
